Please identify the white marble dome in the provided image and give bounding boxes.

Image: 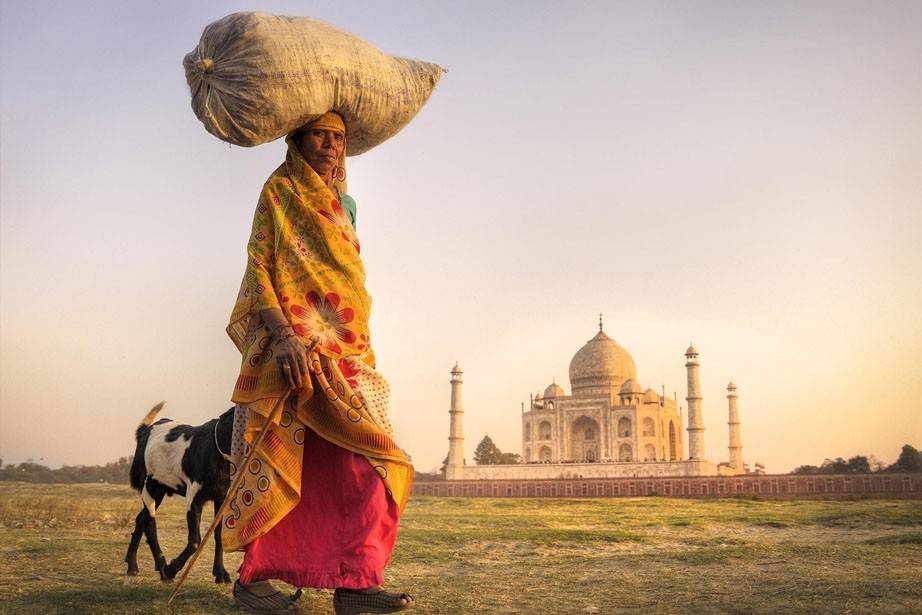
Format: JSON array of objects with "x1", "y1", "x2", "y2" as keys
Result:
[{"x1": 569, "y1": 328, "x2": 637, "y2": 394}]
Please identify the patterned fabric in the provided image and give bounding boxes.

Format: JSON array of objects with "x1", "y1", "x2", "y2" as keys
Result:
[
  {"x1": 223, "y1": 137, "x2": 413, "y2": 552},
  {"x1": 227, "y1": 134, "x2": 366, "y2": 366},
  {"x1": 238, "y1": 427, "x2": 399, "y2": 589},
  {"x1": 343, "y1": 357, "x2": 394, "y2": 437},
  {"x1": 230, "y1": 405, "x2": 250, "y2": 461}
]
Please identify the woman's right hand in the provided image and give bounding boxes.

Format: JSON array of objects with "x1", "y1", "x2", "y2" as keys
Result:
[{"x1": 272, "y1": 327, "x2": 309, "y2": 389}]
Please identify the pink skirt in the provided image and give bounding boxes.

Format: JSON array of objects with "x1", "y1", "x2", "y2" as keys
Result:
[{"x1": 238, "y1": 428, "x2": 400, "y2": 589}]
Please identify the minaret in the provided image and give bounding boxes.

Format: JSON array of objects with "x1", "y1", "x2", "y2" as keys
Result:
[
  {"x1": 685, "y1": 344, "x2": 705, "y2": 460},
  {"x1": 445, "y1": 363, "x2": 465, "y2": 480},
  {"x1": 727, "y1": 382, "x2": 743, "y2": 473}
]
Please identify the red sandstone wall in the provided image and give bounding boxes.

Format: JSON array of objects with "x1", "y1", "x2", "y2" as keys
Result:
[{"x1": 412, "y1": 473, "x2": 922, "y2": 499}]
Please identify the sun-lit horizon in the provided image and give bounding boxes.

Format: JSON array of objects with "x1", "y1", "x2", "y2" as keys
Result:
[{"x1": 2, "y1": 1, "x2": 920, "y2": 475}]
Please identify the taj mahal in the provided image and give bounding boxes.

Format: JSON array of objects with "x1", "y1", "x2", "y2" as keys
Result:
[{"x1": 444, "y1": 319, "x2": 746, "y2": 480}]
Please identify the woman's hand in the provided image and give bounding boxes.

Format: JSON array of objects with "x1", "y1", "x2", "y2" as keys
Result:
[{"x1": 272, "y1": 326, "x2": 309, "y2": 389}]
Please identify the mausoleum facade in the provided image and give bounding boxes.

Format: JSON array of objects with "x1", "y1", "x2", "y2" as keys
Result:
[{"x1": 444, "y1": 320, "x2": 745, "y2": 480}]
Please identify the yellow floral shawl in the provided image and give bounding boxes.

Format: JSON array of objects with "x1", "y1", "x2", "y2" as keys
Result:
[{"x1": 223, "y1": 137, "x2": 412, "y2": 551}]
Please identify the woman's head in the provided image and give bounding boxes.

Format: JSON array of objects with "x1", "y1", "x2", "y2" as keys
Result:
[{"x1": 294, "y1": 112, "x2": 346, "y2": 178}]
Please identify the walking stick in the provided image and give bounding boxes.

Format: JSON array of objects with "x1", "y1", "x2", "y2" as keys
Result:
[{"x1": 167, "y1": 386, "x2": 293, "y2": 605}]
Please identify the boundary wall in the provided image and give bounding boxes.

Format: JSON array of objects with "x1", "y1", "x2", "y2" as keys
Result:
[{"x1": 412, "y1": 473, "x2": 922, "y2": 499}]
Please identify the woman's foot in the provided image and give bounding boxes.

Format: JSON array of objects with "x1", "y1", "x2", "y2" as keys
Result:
[
  {"x1": 233, "y1": 579, "x2": 301, "y2": 613},
  {"x1": 333, "y1": 586, "x2": 413, "y2": 615}
]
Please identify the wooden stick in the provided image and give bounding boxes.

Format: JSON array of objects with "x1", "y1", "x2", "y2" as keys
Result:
[{"x1": 167, "y1": 388, "x2": 292, "y2": 605}]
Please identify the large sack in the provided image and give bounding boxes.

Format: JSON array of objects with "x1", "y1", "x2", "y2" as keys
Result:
[{"x1": 183, "y1": 12, "x2": 443, "y2": 155}]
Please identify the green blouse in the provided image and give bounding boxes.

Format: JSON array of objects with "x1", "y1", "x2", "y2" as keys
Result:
[{"x1": 340, "y1": 193, "x2": 357, "y2": 230}]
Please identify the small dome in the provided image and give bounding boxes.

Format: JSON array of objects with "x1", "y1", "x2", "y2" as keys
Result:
[
  {"x1": 685, "y1": 345, "x2": 698, "y2": 356},
  {"x1": 620, "y1": 379, "x2": 643, "y2": 395},
  {"x1": 643, "y1": 388, "x2": 660, "y2": 403},
  {"x1": 544, "y1": 383, "x2": 565, "y2": 398},
  {"x1": 727, "y1": 381, "x2": 737, "y2": 390}
]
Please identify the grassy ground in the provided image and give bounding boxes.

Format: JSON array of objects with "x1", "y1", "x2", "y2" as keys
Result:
[{"x1": 0, "y1": 482, "x2": 920, "y2": 614}]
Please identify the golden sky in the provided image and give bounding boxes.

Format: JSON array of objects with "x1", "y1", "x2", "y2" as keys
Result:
[{"x1": 1, "y1": 1, "x2": 920, "y2": 473}]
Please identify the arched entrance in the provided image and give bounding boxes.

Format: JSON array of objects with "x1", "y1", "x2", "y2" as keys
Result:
[
  {"x1": 642, "y1": 417, "x2": 655, "y2": 436},
  {"x1": 569, "y1": 416, "x2": 600, "y2": 462},
  {"x1": 619, "y1": 443, "x2": 633, "y2": 462}
]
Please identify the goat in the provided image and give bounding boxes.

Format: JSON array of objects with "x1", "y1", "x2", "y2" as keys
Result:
[{"x1": 125, "y1": 402, "x2": 234, "y2": 583}]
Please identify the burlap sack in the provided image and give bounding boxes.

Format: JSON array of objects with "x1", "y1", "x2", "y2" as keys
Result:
[{"x1": 183, "y1": 12, "x2": 444, "y2": 154}]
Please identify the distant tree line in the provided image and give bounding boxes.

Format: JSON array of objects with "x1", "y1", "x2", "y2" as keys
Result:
[
  {"x1": 0, "y1": 456, "x2": 132, "y2": 484},
  {"x1": 414, "y1": 469, "x2": 444, "y2": 482},
  {"x1": 792, "y1": 444, "x2": 921, "y2": 475},
  {"x1": 4, "y1": 443, "x2": 918, "y2": 484}
]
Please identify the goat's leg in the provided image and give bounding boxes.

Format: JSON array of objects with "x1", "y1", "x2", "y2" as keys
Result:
[
  {"x1": 141, "y1": 483, "x2": 169, "y2": 579},
  {"x1": 211, "y1": 497, "x2": 231, "y2": 583},
  {"x1": 124, "y1": 506, "x2": 149, "y2": 576},
  {"x1": 163, "y1": 486, "x2": 204, "y2": 581}
]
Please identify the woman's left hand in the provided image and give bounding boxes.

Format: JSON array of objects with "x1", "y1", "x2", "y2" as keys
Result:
[{"x1": 273, "y1": 330, "x2": 309, "y2": 389}]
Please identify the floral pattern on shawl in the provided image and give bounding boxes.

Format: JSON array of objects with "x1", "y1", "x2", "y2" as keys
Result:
[
  {"x1": 290, "y1": 291, "x2": 357, "y2": 355},
  {"x1": 318, "y1": 198, "x2": 361, "y2": 253}
]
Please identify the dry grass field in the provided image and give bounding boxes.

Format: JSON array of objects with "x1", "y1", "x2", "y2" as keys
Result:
[{"x1": 0, "y1": 482, "x2": 920, "y2": 614}]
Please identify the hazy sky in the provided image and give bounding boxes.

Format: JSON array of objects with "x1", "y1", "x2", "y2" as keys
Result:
[{"x1": 2, "y1": 1, "x2": 920, "y2": 474}]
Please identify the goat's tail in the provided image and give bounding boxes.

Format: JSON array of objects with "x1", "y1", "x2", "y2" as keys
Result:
[
  {"x1": 130, "y1": 402, "x2": 165, "y2": 492},
  {"x1": 138, "y1": 402, "x2": 166, "y2": 432}
]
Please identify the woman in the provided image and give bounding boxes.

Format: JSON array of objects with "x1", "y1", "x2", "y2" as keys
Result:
[{"x1": 223, "y1": 111, "x2": 414, "y2": 614}]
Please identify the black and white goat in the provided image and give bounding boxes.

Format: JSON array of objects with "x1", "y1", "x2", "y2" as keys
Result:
[{"x1": 125, "y1": 402, "x2": 234, "y2": 583}]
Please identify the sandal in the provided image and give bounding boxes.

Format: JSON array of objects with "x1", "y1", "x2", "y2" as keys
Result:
[
  {"x1": 333, "y1": 587, "x2": 414, "y2": 615},
  {"x1": 233, "y1": 579, "x2": 302, "y2": 614}
]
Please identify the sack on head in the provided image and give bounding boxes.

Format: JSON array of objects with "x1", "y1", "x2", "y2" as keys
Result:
[{"x1": 183, "y1": 12, "x2": 444, "y2": 155}]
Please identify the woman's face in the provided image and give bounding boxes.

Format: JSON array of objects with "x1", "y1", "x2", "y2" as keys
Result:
[{"x1": 297, "y1": 128, "x2": 345, "y2": 176}]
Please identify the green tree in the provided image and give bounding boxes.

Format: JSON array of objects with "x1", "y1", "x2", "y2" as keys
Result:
[
  {"x1": 794, "y1": 455, "x2": 876, "y2": 475},
  {"x1": 846, "y1": 455, "x2": 871, "y2": 473},
  {"x1": 887, "y1": 444, "x2": 922, "y2": 473},
  {"x1": 821, "y1": 457, "x2": 849, "y2": 473},
  {"x1": 474, "y1": 435, "x2": 503, "y2": 465},
  {"x1": 438, "y1": 455, "x2": 448, "y2": 475}
]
